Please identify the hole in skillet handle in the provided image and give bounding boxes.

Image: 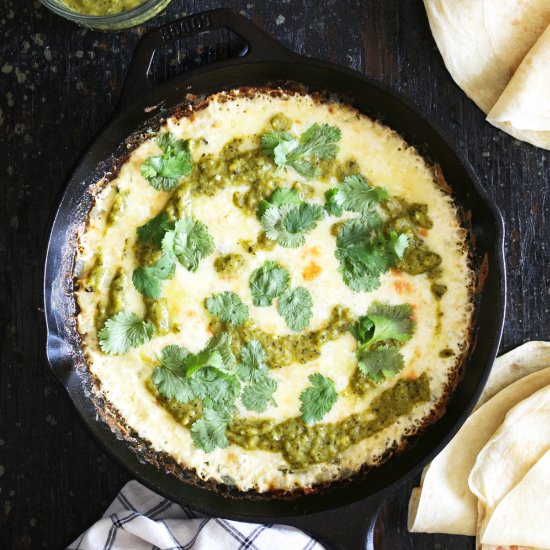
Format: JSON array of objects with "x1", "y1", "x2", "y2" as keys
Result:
[{"x1": 116, "y1": 8, "x2": 297, "y2": 113}]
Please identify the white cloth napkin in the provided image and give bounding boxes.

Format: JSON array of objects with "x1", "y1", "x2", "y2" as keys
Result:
[{"x1": 68, "y1": 480, "x2": 324, "y2": 550}]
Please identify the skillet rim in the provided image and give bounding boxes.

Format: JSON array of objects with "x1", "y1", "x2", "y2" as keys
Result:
[{"x1": 43, "y1": 13, "x2": 506, "y2": 519}]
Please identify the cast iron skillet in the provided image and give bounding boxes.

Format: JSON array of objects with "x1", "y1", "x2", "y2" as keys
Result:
[{"x1": 44, "y1": 9, "x2": 506, "y2": 549}]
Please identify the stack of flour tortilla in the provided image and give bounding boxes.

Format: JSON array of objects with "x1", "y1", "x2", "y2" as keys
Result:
[
  {"x1": 424, "y1": 0, "x2": 550, "y2": 150},
  {"x1": 408, "y1": 342, "x2": 550, "y2": 549}
]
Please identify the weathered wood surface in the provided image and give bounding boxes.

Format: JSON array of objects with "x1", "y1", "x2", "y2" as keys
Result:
[{"x1": 0, "y1": 0, "x2": 548, "y2": 547}]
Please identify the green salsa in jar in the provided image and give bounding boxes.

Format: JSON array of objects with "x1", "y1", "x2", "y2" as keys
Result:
[
  {"x1": 60, "y1": 0, "x2": 148, "y2": 15},
  {"x1": 42, "y1": 0, "x2": 173, "y2": 30}
]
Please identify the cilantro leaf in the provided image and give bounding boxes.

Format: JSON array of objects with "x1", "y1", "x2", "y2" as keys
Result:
[
  {"x1": 349, "y1": 302, "x2": 415, "y2": 384},
  {"x1": 335, "y1": 220, "x2": 409, "y2": 292},
  {"x1": 140, "y1": 133, "x2": 193, "y2": 192},
  {"x1": 182, "y1": 333, "x2": 237, "y2": 378},
  {"x1": 357, "y1": 346, "x2": 405, "y2": 384},
  {"x1": 191, "y1": 368, "x2": 240, "y2": 411},
  {"x1": 349, "y1": 316, "x2": 375, "y2": 344},
  {"x1": 299, "y1": 373, "x2": 338, "y2": 424},
  {"x1": 191, "y1": 408, "x2": 231, "y2": 452},
  {"x1": 184, "y1": 349, "x2": 224, "y2": 377},
  {"x1": 162, "y1": 218, "x2": 214, "y2": 272},
  {"x1": 132, "y1": 254, "x2": 176, "y2": 298},
  {"x1": 151, "y1": 345, "x2": 195, "y2": 403},
  {"x1": 334, "y1": 174, "x2": 389, "y2": 216},
  {"x1": 352, "y1": 302, "x2": 415, "y2": 348},
  {"x1": 241, "y1": 376, "x2": 277, "y2": 413},
  {"x1": 137, "y1": 213, "x2": 174, "y2": 248},
  {"x1": 324, "y1": 188, "x2": 343, "y2": 217},
  {"x1": 278, "y1": 287, "x2": 313, "y2": 332},
  {"x1": 262, "y1": 203, "x2": 325, "y2": 248},
  {"x1": 335, "y1": 218, "x2": 370, "y2": 247},
  {"x1": 159, "y1": 344, "x2": 189, "y2": 370},
  {"x1": 290, "y1": 158, "x2": 320, "y2": 179},
  {"x1": 260, "y1": 131, "x2": 295, "y2": 165},
  {"x1": 257, "y1": 187, "x2": 302, "y2": 219},
  {"x1": 249, "y1": 261, "x2": 290, "y2": 307},
  {"x1": 261, "y1": 123, "x2": 341, "y2": 179},
  {"x1": 98, "y1": 311, "x2": 154, "y2": 355},
  {"x1": 207, "y1": 332, "x2": 237, "y2": 370},
  {"x1": 237, "y1": 340, "x2": 267, "y2": 382},
  {"x1": 157, "y1": 132, "x2": 188, "y2": 154},
  {"x1": 296, "y1": 123, "x2": 342, "y2": 160},
  {"x1": 236, "y1": 341, "x2": 277, "y2": 412},
  {"x1": 205, "y1": 291, "x2": 249, "y2": 325},
  {"x1": 387, "y1": 230, "x2": 409, "y2": 258}
]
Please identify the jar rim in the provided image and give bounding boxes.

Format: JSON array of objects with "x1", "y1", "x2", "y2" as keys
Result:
[{"x1": 40, "y1": 0, "x2": 169, "y2": 23}]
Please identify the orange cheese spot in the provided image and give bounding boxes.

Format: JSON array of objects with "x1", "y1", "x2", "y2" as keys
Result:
[
  {"x1": 419, "y1": 228, "x2": 428, "y2": 237},
  {"x1": 303, "y1": 261, "x2": 322, "y2": 281},
  {"x1": 392, "y1": 278, "x2": 412, "y2": 295},
  {"x1": 186, "y1": 310, "x2": 197, "y2": 318},
  {"x1": 301, "y1": 246, "x2": 320, "y2": 259}
]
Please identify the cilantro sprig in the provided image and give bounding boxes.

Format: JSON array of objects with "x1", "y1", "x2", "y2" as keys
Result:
[
  {"x1": 237, "y1": 341, "x2": 277, "y2": 413},
  {"x1": 132, "y1": 214, "x2": 213, "y2": 298},
  {"x1": 335, "y1": 219, "x2": 408, "y2": 292},
  {"x1": 278, "y1": 286, "x2": 313, "y2": 332},
  {"x1": 152, "y1": 336, "x2": 278, "y2": 452},
  {"x1": 249, "y1": 261, "x2": 290, "y2": 307},
  {"x1": 140, "y1": 132, "x2": 193, "y2": 192},
  {"x1": 151, "y1": 335, "x2": 238, "y2": 451},
  {"x1": 162, "y1": 218, "x2": 214, "y2": 272},
  {"x1": 350, "y1": 302, "x2": 416, "y2": 384},
  {"x1": 98, "y1": 311, "x2": 155, "y2": 355},
  {"x1": 261, "y1": 123, "x2": 341, "y2": 179},
  {"x1": 205, "y1": 291, "x2": 249, "y2": 325},
  {"x1": 299, "y1": 373, "x2": 338, "y2": 423}
]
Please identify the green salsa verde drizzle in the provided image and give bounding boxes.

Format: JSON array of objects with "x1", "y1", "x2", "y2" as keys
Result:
[
  {"x1": 228, "y1": 373, "x2": 429, "y2": 468},
  {"x1": 153, "y1": 372, "x2": 430, "y2": 468},
  {"x1": 210, "y1": 305, "x2": 353, "y2": 368}
]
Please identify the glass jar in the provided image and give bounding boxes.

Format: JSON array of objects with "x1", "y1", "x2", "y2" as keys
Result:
[{"x1": 40, "y1": 0, "x2": 173, "y2": 31}]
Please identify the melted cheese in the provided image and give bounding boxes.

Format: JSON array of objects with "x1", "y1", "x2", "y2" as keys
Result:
[{"x1": 75, "y1": 91, "x2": 473, "y2": 492}]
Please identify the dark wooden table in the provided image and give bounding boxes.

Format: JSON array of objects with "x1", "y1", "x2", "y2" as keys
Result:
[{"x1": 1, "y1": 0, "x2": 549, "y2": 548}]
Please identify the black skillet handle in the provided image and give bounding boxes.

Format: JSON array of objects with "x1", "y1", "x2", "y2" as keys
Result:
[
  {"x1": 118, "y1": 8, "x2": 296, "y2": 112},
  {"x1": 280, "y1": 492, "x2": 386, "y2": 550}
]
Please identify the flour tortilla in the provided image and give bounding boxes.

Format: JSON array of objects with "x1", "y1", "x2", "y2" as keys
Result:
[
  {"x1": 478, "y1": 450, "x2": 550, "y2": 549},
  {"x1": 408, "y1": 342, "x2": 550, "y2": 535},
  {"x1": 424, "y1": 0, "x2": 550, "y2": 113},
  {"x1": 487, "y1": 24, "x2": 550, "y2": 150},
  {"x1": 477, "y1": 341, "x2": 550, "y2": 406},
  {"x1": 469, "y1": 384, "x2": 550, "y2": 548}
]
